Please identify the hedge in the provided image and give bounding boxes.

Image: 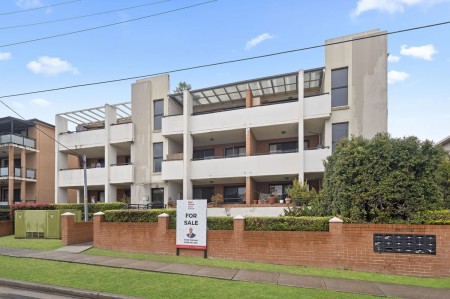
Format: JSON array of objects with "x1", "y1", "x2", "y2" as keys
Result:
[
  {"x1": 103, "y1": 210, "x2": 234, "y2": 230},
  {"x1": 104, "y1": 211, "x2": 330, "y2": 231},
  {"x1": 422, "y1": 210, "x2": 450, "y2": 224},
  {"x1": 0, "y1": 209, "x2": 10, "y2": 221},
  {"x1": 245, "y1": 216, "x2": 331, "y2": 231},
  {"x1": 9, "y1": 202, "x2": 126, "y2": 222}
]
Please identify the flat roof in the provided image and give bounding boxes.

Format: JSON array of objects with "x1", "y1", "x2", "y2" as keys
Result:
[
  {"x1": 169, "y1": 68, "x2": 324, "y2": 107},
  {"x1": 57, "y1": 102, "x2": 132, "y2": 125}
]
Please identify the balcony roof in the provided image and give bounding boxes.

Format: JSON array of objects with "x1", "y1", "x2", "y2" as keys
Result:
[
  {"x1": 57, "y1": 102, "x2": 132, "y2": 125},
  {"x1": 169, "y1": 68, "x2": 324, "y2": 107},
  {"x1": 0, "y1": 116, "x2": 35, "y2": 134}
]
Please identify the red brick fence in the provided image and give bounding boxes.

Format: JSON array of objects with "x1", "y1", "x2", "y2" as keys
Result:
[
  {"x1": 61, "y1": 213, "x2": 450, "y2": 277},
  {"x1": 0, "y1": 221, "x2": 12, "y2": 237}
]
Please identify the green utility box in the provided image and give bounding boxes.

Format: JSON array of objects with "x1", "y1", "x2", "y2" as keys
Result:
[{"x1": 14, "y1": 209, "x2": 82, "y2": 239}]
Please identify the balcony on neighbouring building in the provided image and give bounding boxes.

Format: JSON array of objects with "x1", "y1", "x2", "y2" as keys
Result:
[
  {"x1": 161, "y1": 159, "x2": 183, "y2": 181},
  {"x1": 162, "y1": 114, "x2": 183, "y2": 136},
  {"x1": 0, "y1": 134, "x2": 36, "y2": 149},
  {"x1": 26, "y1": 168, "x2": 36, "y2": 179},
  {"x1": 58, "y1": 167, "x2": 106, "y2": 187},
  {"x1": 304, "y1": 147, "x2": 331, "y2": 173}
]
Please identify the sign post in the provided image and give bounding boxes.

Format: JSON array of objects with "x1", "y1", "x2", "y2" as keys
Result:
[{"x1": 176, "y1": 200, "x2": 207, "y2": 256}]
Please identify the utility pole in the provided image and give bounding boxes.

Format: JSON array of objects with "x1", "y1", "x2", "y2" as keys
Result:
[{"x1": 82, "y1": 154, "x2": 88, "y2": 222}]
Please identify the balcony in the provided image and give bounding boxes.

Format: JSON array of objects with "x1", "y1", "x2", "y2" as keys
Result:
[
  {"x1": 191, "y1": 152, "x2": 300, "y2": 180},
  {"x1": 304, "y1": 93, "x2": 331, "y2": 119},
  {"x1": 59, "y1": 128, "x2": 105, "y2": 150},
  {"x1": 59, "y1": 167, "x2": 106, "y2": 187},
  {"x1": 162, "y1": 115, "x2": 183, "y2": 136},
  {"x1": 110, "y1": 164, "x2": 134, "y2": 184},
  {"x1": 0, "y1": 167, "x2": 36, "y2": 179},
  {"x1": 110, "y1": 123, "x2": 133, "y2": 143},
  {"x1": 304, "y1": 147, "x2": 331, "y2": 172},
  {"x1": 161, "y1": 160, "x2": 183, "y2": 180},
  {"x1": 0, "y1": 134, "x2": 35, "y2": 148},
  {"x1": 190, "y1": 101, "x2": 300, "y2": 133}
]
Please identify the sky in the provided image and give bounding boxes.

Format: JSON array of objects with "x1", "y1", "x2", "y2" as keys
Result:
[{"x1": 0, "y1": 0, "x2": 449, "y2": 142}]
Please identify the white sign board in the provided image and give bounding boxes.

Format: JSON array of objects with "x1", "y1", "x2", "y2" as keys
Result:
[{"x1": 176, "y1": 200, "x2": 207, "y2": 250}]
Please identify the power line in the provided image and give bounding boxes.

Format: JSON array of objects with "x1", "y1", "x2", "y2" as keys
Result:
[
  {"x1": 0, "y1": 20, "x2": 449, "y2": 100},
  {"x1": 0, "y1": 0, "x2": 217, "y2": 48},
  {"x1": 0, "y1": 99, "x2": 82, "y2": 157},
  {"x1": 0, "y1": 0, "x2": 81, "y2": 16},
  {"x1": 0, "y1": 0, "x2": 170, "y2": 30}
]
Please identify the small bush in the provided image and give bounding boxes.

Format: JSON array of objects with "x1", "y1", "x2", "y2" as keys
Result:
[
  {"x1": 0, "y1": 209, "x2": 10, "y2": 221},
  {"x1": 53, "y1": 202, "x2": 126, "y2": 213},
  {"x1": 104, "y1": 209, "x2": 177, "y2": 227},
  {"x1": 207, "y1": 217, "x2": 233, "y2": 230},
  {"x1": 246, "y1": 216, "x2": 331, "y2": 231},
  {"x1": 421, "y1": 210, "x2": 450, "y2": 224}
]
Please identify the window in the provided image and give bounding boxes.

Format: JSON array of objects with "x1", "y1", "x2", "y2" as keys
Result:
[
  {"x1": 193, "y1": 149, "x2": 215, "y2": 160},
  {"x1": 224, "y1": 146, "x2": 245, "y2": 157},
  {"x1": 269, "y1": 184, "x2": 293, "y2": 201},
  {"x1": 269, "y1": 141, "x2": 298, "y2": 154},
  {"x1": 154, "y1": 100, "x2": 164, "y2": 130},
  {"x1": 193, "y1": 187, "x2": 214, "y2": 203},
  {"x1": 153, "y1": 143, "x2": 163, "y2": 172},
  {"x1": 331, "y1": 68, "x2": 348, "y2": 107},
  {"x1": 223, "y1": 186, "x2": 246, "y2": 204},
  {"x1": 303, "y1": 140, "x2": 309, "y2": 150},
  {"x1": 151, "y1": 188, "x2": 164, "y2": 203},
  {"x1": 332, "y1": 122, "x2": 349, "y2": 152}
]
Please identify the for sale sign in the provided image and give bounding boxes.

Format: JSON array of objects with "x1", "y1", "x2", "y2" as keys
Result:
[{"x1": 176, "y1": 200, "x2": 207, "y2": 250}]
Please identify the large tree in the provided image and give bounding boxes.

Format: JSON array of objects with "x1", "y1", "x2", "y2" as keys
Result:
[{"x1": 322, "y1": 133, "x2": 448, "y2": 222}]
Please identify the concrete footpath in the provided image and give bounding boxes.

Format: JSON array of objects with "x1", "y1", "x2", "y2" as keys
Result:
[{"x1": 1, "y1": 247, "x2": 449, "y2": 299}]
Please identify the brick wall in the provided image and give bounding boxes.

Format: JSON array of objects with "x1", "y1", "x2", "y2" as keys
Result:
[
  {"x1": 89, "y1": 214, "x2": 450, "y2": 277},
  {"x1": 61, "y1": 214, "x2": 93, "y2": 246},
  {"x1": 0, "y1": 221, "x2": 13, "y2": 237}
]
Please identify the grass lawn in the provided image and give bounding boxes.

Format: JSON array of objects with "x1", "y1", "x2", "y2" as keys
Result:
[
  {"x1": 86, "y1": 248, "x2": 450, "y2": 289},
  {"x1": 0, "y1": 235, "x2": 62, "y2": 250},
  {"x1": 0, "y1": 256, "x2": 377, "y2": 299}
]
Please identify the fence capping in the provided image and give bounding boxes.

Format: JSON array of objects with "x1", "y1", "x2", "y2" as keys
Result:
[
  {"x1": 61, "y1": 212, "x2": 75, "y2": 216},
  {"x1": 329, "y1": 216, "x2": 343, "y2": 223},
  {"x1": 93, "y1": 212, "x2": 105, "y2": 216},
  {"x1": 158, "y1": 213, "x2": 169, "y2": 218},
  {"x1": 233, "y1": 215, "x2": 245, "y2": 220}
]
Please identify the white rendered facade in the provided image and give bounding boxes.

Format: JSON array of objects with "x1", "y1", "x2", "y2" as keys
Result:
[{"x1": 55, "y1": 30, "x2": 387, "y2": 206}]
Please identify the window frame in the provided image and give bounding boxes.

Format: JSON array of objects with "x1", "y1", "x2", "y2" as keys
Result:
[
  {"x1": 153, "y1": 142, "x2": 163, "y2": 172},
  {"x1": 332, "y1": 122, "x2": 349, "y2": 152},
  {"x1": 331, "y1": 67, "x2": 348, "y2": 107},
  {"x1": 223, "y1": 186, "x2": 246, "y2": 204},
  {"x1": 153, "y1": 99, "x2": 164, "y2": 131},
  {"x1": 224, "y1": 145, "x2": 246, "y2": 157},
  {"x1": 269, "y1": 141, "x2": 298, "y2": 154},
  {"x1": 193, "y1": 148, "x2": 215, "y2": 160}
]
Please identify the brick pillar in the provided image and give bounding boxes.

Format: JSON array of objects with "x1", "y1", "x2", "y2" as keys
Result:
[
  {"x1": 20, "y1": 148, "x2": 26, "y2": 202},
  {"x1": 245, "y1": 177, "x2": 255, "y2": 206},
  {"x1": 157, "y1": 213, "x2": 170, "y2": 233},
  {"x1": 245, "y1": 85, "x2": 253, "y2": 108},
  {"x1": 8, "y1": 146, "x2": 14, "y2": 205},
  {"x1": 93, "y1": 212, "x2": 105, "y2": 247},
  {"x1": 233, "y1": 215, "x2": 245, "y2": 232},
  {"x1": 329, "y1": 217, "x2": 344, "y2": 266},
  {"x1": 61, "y1": 212, "x2": 75, "y2": 246},
  {"x1": 245, "y1": 128, "x2": 256, "y2": 157}
]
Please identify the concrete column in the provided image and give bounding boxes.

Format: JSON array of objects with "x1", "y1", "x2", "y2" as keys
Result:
[
  {"x1": 20, "y1": 148, "x2": 26, "y2": 202},
  {"x1": 8, "y1": 146, "x2": 14, "y2": 205},
  {"x1": 76, "y1": 189, "x2": 81, "y2": 204},
  {"x1": 245, "y1": 85, "x2": 253, "y2": 108},
  {"x1": 105, "y1": 104, "x2": 117, "y2": 203},
  {"x1": 182, "y1": 90, "x2": 193, "y2": 200},
  {"x1": 298, "y1": 70, "x2": 305, "y2": 182},
  {"x1": 55, "y1": 115, "x2": 69, "y2": 203}
]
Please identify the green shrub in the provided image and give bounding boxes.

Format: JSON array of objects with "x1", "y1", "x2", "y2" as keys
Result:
[
  {"x1": 53, "y1": 202, "x2": 126, "y2": 213},
  {"x1": 0, "y1": 209, "x2": 10, "y2": 221},
  {"x1": 421, "y1": 210, "x2": 450, "y2": 224},
  {"x1": 246, "y1": 216, "x2": 331, "y2": 231},
  {"x1": 104, "y1": 209, "x2": 176, "y2": 226},
  {"x1": 207, "y1": 217, "x2": 233, "y2": 230}
]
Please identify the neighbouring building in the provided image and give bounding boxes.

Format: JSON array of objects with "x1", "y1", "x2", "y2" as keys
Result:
[
  {"x1": 54, "y1": 29, "x2": 388, "y2": 208},
  {"x1": 0, "y1": 117, "x2": 56, "y2": 205},
  {"x1": 437, "y1": 135, "x2": 450, "y2": 152}
]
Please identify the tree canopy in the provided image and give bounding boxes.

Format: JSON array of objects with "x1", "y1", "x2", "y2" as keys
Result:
[
  {"x1": 322, "y1": 133, "x2": 449, "y2": 222},
  {"x1": 173, "y1": 81, "x2": 192, "y2": 93}
]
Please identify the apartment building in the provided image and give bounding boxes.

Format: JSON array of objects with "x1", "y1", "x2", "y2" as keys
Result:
[
  {"x1": 437, "y1": 135, "x2": 450, "y2": 152},
  {"x1": 0, "y1": 117, "x2": 56, "y2": 205},
  {"x1": 55, "y1": 29, "x2": 387, "y2": 206}
]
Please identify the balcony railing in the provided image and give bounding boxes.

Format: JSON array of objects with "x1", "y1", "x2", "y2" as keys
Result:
[
  {"x1": 0, "y1": 133, "x2": 36, "y2": 148},
  {"x1": 0, "y1": 167, "x2": 36, "y2": 179},
  {"x1": 26, "y1": 168, "x2": 36, "y2": 179}
]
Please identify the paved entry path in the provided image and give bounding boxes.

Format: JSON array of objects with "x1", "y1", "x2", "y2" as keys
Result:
[{"x1": 1, "y1": 247, "x2": 449, "y2": 299}]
